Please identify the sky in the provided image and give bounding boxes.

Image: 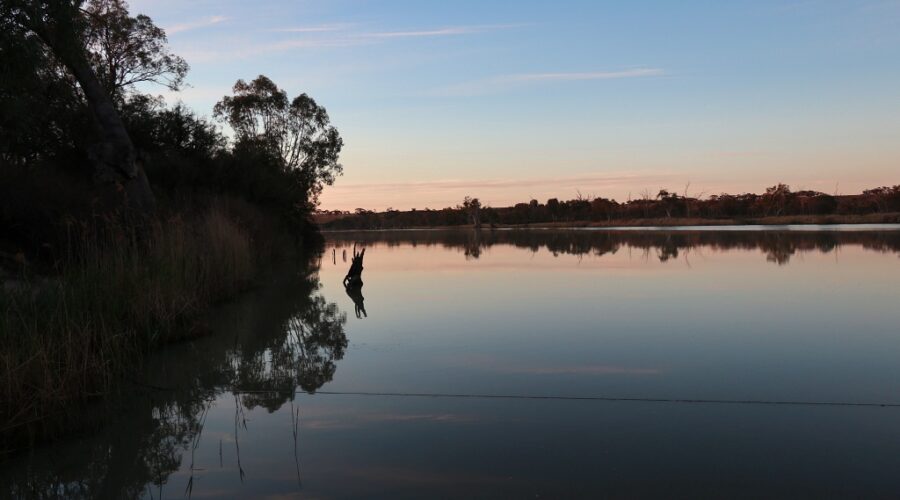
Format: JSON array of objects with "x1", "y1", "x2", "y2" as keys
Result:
[{"x1": 129, "y1": 0, "x2": 900, "y2": 211}]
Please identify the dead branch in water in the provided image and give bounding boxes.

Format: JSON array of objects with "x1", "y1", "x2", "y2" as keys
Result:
[{"x1": 343, "y1": 244, "x2": 365, "y2": 288}]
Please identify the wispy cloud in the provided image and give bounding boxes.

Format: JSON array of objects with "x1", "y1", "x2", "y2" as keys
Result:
[
  {"x1": 257, "y1": 37, "x2": 370, "y2": 53},
  {"x1": 504, "y1": 68, "x2": 665, "y2": 82},
  {"x1": 358, "y1": 24, "x2": 525, "y2": 39},
  {"x1": 178, "y1": 38, "x2": 372, "y2": 63},
  {"x1": 363, "y1": 27, "x2": 478, "y2": 38},
  {"x1": 175, "y1": 23, "x2": 523, "y2": 61},
  {"x1": 331, "y1": 172, "x2": 669, "y2": 192},
  {"x1": 166, "y1": 15, "x2": 228, "y2": 35},
  {"x1": 269, "y1": 23, "x2": 355, "y2": 33},
  {"x1": 433, "y1": 68, "x2": 665, "y2": 96},
  {"x1": 320, "y1": 171, "x2": 682, "y2": 210}
]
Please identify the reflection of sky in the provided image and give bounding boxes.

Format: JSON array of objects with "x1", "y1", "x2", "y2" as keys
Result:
[
  {"x1": 146, "y1": 235, "x2": 900, "y2": 497},
  {"x1": 12, "y1": 232, "x2": 900, "y2": 498},
  {"x1": 316, "y1": 238, "x2": 900, "y2": 404},
  {"x1": 155, "y1": 391, "x2": 900, "y2": 498}
]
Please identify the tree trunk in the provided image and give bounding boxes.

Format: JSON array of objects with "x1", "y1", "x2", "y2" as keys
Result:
[
  {"x1": 64, "y1": 53, "x2": 157, "y2": 214},
  {"x1": 24, "y1": 5, "x2": 156, "y2": 214}
]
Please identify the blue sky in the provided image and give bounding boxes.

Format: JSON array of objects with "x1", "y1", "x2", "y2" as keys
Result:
[{"x1": 130, "y1": 0, "x2": 900, "y2": 210}]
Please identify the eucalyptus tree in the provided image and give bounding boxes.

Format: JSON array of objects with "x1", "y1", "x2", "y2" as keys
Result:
[
  {"x1": 0, "y1": 0, "x2": 185, "y2": 213},
  {"x1": 461, "y1": 196, "x2": 482, "y2": 227},
  {"x1": 0, "y1": 10, "x2": 83, "y2": 164},
  {"x1": 82, "y1": 0, "x2": 188, "y2": 100},
  {"x1": 214, "y1": 75, "x2": 343, "y2": 208}
]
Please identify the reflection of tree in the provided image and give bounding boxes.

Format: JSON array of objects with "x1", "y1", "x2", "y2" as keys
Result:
[
  {"x1": 328, "y1": 229, "x2": 900, "y2": 265},
  {"x1": 764, "y1": 237, "x2": 795, "y2": 265},
  {"x1": 216, "y1": 265, "x2": 348, "y2": 411},
  {"x1": 657, "y1": 244, "x2": 679, "y2": 262},
  {"x1": 287, "y1": 295, "x2": 348, "y2": 394},
  {"x1": 1, "y1": 260, "x2": 348, "y2": 497},
  {"x1": 464, "y1": 229, "x2": 483, "y2": 259},
  {"x1": 345, "y1": 284, "x2": 367, "y2": 318},
  {"x1": 3, "y1": 395, "x2": 209, "y2": 499},
  {"x1": 233, "y1": 292, "x2": 347, "y2": 410}
]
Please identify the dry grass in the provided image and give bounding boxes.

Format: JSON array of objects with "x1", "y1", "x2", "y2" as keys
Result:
[{"x1": 0, "y1": 199, "x2": 266, "y2": 454}]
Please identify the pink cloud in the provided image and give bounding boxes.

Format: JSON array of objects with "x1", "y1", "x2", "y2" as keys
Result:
[{"x1": 319, "y1": 171, "x2": 682, "y2": 211}]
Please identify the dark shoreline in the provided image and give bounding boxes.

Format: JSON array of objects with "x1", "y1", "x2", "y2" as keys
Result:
[{"x1": 321, "y1": 212, "x2": 900, "y2": 232}]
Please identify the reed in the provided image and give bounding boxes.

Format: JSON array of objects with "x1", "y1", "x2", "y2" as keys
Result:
[{"x1": 0, "y1": 199, "x2": 267, "y2": 454}]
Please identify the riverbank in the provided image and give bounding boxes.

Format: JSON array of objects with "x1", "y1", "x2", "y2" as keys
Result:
[
  {"x1": 320, "y1": 212, "x2": 900, "y2": 231},
  {"x1": 501, "y1": 212, "x2": 900, "y2": 229},
  {"x1": 0, "y1": 197, "x2": 305, "y2": 458}
]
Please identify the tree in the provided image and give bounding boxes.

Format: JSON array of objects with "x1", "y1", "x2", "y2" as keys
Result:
[
  {"x1": 657, "y1": 188, "x2": 682, "y2": 218},
  {"x1": 461, "y1": 196, "x2": 482, "y2": 227},
  {"x1": 2, "y1": 0, "x2": 156, "y2": 213},
  {"x1": 863, "y1": 186, "x2": 900, "y2": 213},
  {"x1": 83, "y1": 0, "x2": 188, "y2": 100},
  {"x1": 118, "y1": 95, "x2": 225, "y2": 191},
  {"x1": 0, "y1": 11, "x2": 85, "y2": 164},
  {"x1": 763, "y1": 183, "x2": 792, "y2": 216},
  {"x1": 590, "y1": 197, "x2": 616, "y2": 221},
  {"x1": 214, "y1": 75, "x2": 343, "y2": 206},
  {"x1": 546, "y1": 198, "x2": 561, "y2": 220}
]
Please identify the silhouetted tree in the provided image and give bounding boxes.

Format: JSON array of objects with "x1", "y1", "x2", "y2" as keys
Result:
[
  {"x1": 214, "y1": 75, "x2": 343, "y2": 207},
  {"x1": 590, "y1": 197, "x2": 616, "y2": 221},
  {"x1": 864, "y1": 186, "x2": 900, "y2": 213},
  {"x1": 657, "y1": 189, "x2": 681, "y2": 218},
  {"x1": 0, "y1": 11, "x2": 85, "y2": 165},
  {"x1": 763, "y1": 183, "x2": 792, "y2": 216},
  {"x1": 462, "y1": 196, "x2": 482, "y2": 227},
  {"x1": 1, "y1": 0, "x2": 168, "y2": 213},
  {"x1": 83, "y1": 0, "x2": 188, "y2": 100},
  {"x1": 546, "y1": 198, "x2": 561, "y2": 220}
]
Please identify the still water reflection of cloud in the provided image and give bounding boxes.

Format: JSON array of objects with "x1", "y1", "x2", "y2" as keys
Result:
[
  {"x1": 452, "y1": 354, "x2": 662, "y2": 376},
  {"x1": 341, "y1": 465, "x2": 519, "y2": 488},
  {"x1": 301, "y1": 412, "x2": 478, "y2": 430}
]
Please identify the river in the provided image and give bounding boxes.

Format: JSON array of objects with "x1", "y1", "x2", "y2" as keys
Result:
[{"x1": 4, "y1": 227, "x2": 900, "y2": 498}]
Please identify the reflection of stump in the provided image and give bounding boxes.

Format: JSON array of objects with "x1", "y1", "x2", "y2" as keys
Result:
[
  {"x1": 343, "y1": 246, "x2": 365, "y2": 288},
  {"x1": 345, "y1": 284, "x2": 367, "y2": 318}
]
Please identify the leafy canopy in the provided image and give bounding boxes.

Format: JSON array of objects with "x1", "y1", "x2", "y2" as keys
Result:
[
  {"x1": 83, "y1": 0, "x2": 188, "y2": 97},
  {"x1": 214, "y1": 75, "x2": 343, "y2": 205}
]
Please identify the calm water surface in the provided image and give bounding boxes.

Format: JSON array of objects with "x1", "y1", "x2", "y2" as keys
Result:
[{"x1": 4, "y1": 228, "x2": 900, "y2": 498}]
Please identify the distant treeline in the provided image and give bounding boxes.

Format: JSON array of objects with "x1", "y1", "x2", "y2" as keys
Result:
[
  {"x1": 326, "y1": 228, "x2": 900, "y2": 266},
  {"x1": 320, "y1": 184, "x2": 900, "y2": 230}
]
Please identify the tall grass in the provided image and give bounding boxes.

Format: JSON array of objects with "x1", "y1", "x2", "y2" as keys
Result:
[{"x1": 0, "y1": 200, "x2": 267, "y2": 454}]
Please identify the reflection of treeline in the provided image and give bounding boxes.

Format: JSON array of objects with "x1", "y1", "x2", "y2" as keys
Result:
[
  {"x1": 2, "y1": 263, "x2": 348, "y2": 496},
  {"x1": 326, "y1": 229, "x2": 900, "y2": 265},
  {"x1": 322, "y1": 184, "x2": 900, "y2": 229}
]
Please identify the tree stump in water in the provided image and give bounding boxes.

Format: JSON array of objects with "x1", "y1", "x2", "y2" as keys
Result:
[{"x1": 343, "y1": 246, "x2": 365, "y2": 288}]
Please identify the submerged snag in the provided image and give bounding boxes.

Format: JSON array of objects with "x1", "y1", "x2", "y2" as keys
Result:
[{"x1": 343, "y1": 245, "x2": 365, "y2": 288}]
